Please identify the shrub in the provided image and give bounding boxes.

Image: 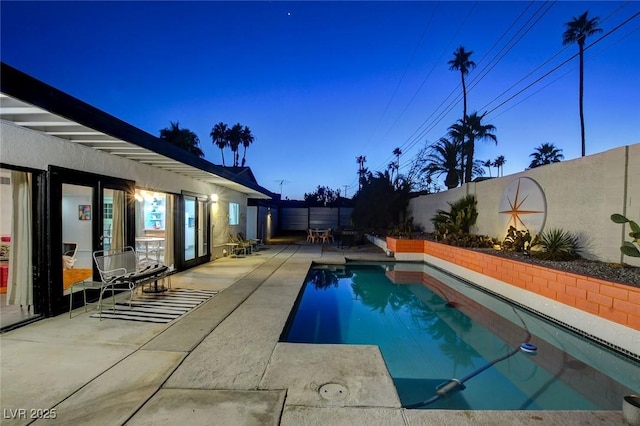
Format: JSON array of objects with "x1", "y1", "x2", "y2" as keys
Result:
[
  {"x1": 388, "y1": 217, "x2": 416, "y2": 239},
  {"x1": 502, "y1": 226, "x2": 531, "y2": 252},
  {"x1": 431, "y1": 195, "x2": 478, "y2": 238},
  {"x1": 531, "y1": 228, "x2": 581, "y2": 261},
  {"x1": 610, "y1": 213, "x2": 640, "y2": 258},
  {"x1": 440, "y1": 232, "x2": 495, "y2": 248}
]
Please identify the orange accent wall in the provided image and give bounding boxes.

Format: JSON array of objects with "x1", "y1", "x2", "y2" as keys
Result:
[{"x1": 387, "y1": 237, "x2": 640, "y2": 331}]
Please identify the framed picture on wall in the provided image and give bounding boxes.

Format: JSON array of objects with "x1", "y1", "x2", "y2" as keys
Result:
[{"x1": 79, "y1": 205, "x2": 91, "y2": 220}]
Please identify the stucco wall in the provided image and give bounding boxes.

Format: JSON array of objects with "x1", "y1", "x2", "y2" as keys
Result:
[
  {"x1": 1, "y1": 120, "x2": 251, "y2": 252},
  {"x1": 408, "y1": 144, "x2": 639, "y2": 266}
]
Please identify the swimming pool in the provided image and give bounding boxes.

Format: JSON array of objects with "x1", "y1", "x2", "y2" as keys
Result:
[{"x1": 281, "y1": 262, "x2": 640, "y2": 410}]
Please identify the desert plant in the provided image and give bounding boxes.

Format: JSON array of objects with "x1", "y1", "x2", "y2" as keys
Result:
[
  {"x1": 440, "y1": 232, "x2": 495, "y2": 248},
  {"x1": 531, "y1": 228, "x2": 581, "y2": 261},
  {"x1": 388, "y1": 217, "x2": 416, "y2": 239},
  {"x1": 431, "y1": 195, "x2": 478, "y2": 238},
  {"x1": 502, "y1": 226, "x2": 531, "y2": 252},
  {"x1": 610, "y1": 214, "x2": 640, "y2": 257}
]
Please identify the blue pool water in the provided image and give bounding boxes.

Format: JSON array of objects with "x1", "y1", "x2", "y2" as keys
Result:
[{"x1": 282, "y1": 262, "x2": 640, "y2": 410}]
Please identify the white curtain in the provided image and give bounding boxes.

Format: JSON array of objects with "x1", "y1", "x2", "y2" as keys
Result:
[
  {"x1": 111, "y1": 190, "x2": 125, "y2": 250},
  {"x1": 164, "y1": 194, "x2": 174, "y2": 267},
  {"x1": 7, "y1": 171, "x2": 33, "y2": 307}
]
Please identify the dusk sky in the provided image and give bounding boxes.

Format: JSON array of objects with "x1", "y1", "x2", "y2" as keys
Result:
[{"x1": 2, "y1": 1, "x2": 639, "y2": 199}]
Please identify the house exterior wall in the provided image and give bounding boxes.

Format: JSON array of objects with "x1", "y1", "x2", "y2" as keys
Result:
[
  {"x1": 1, "y1": 120, "x2": 249, "y2": 255},
  {"x1": 408, "y1": 144, "x2": 640, "y2": 266}
]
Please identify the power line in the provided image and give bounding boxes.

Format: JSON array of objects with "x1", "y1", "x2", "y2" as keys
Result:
[
  {"x1": 484, "y1": 10, "x2": 640, "y2": 117},
  {"x1": 369, "y1": 2, "x2": 480, "y2": 172},
  {"x1": 370, "y1": 5, "x2": 639, "y2": 180},
  {"x1": 362, "y1": 3, "x2": 439, "y2": 151}
]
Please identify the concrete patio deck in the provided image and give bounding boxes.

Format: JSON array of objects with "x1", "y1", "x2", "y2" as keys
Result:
[{"x1": 0, "y1": 244, "x2": 625, "y2": 425}]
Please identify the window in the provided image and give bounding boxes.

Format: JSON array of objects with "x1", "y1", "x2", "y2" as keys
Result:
[
  {"x1": 229, "y1": 202, "x2": 239, "y2": 225},
  {"x1": 103, "y1": 202, "x2": 113, "y2": 219}
]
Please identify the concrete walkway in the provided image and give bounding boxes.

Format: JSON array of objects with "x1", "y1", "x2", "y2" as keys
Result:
[{"x1": 0, "y1": 245, "x2": 625, "y2": 425}]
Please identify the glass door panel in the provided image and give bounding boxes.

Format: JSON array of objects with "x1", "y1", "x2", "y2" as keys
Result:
[
  {"x1": 62, "y1": 183, "x2": 94, "y2": 295},
  {"x1": 184, "y1": 197, "x2": 196, "y2": 261},
  {"x1": 197, "y1": 200, "x2": 207, "y2": 257}
]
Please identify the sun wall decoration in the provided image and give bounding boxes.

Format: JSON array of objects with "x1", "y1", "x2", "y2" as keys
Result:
[{"x1": 498, "y1": 177, "x2": 547, "y2": 236}]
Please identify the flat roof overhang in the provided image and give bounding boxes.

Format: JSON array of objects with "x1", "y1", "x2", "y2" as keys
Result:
[{"x1": 0, "y1": 63, "x2": 273, "y2": 200}]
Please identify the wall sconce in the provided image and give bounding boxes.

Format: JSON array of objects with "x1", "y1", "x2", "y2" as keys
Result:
[{"x1": 210, "y1": 193, "x2": 219, "y2": 203}]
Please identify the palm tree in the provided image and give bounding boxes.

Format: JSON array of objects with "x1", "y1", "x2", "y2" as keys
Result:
[
  {"x1": 227, "y1": 123, "x2": 243, "y2": 166},
  {"x1": 447, "y1": 121, "x2": 466, "y2": 183},
  {"x1": 482, "y1": 159, "x2": 493, "y2": 177},
  {"x1": 529, "y1": 143, "x2": 564, "y2": 168},
  {"x1": 210, "y1": 122, "x2": 229, "y2": 166},
  {"x1": 425, "y1": 138, "x2": 463, "y2": 189},
  {"x1": 450, "y1": 112, "x2": 497, "y2": 184},
  {"x1": 448, "y1": 46, "x2": 476, "y2": 123},
  {"x1": 240, "y1": 125, "x2": 255, "y2": 167},
  {"x1": 388, "y1": 147, "x2": 402, "y2": 184},
  {"x1": 393, "y1": 147, "x2": 402, "y2": 170},
  {"x1": 159, "y1": 121, "x2": 204, "y2": 158},
  {"x1": 563, "y1": 11, "x2": 602, "y2": 157},
  {"x1": 356, "y1": 155, "x2": 367, "y2": 191},
  {"x1": 494, "y1": 155, "x2": 506, "y2": 177}
]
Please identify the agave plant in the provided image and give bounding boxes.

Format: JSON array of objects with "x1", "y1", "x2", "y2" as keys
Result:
[
  {"x1": 532, "y1": 228, "x2": 581, "y2": 261},
  {"x1": 610, "y1": 214, "x2": 640, "y2": 257}
]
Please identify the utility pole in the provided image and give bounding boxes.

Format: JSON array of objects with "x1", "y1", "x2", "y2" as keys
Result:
[{"x1": 342, "y1": 185, "x2": 349, "y2": 198}]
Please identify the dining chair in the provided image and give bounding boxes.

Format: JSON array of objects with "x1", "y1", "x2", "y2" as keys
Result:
[
  {"x1": 320, "y1": 229, "x2": 331, "y2": 245},
  {"x1": 307, "y1": 229, "x2": 317, "y2": 244}
]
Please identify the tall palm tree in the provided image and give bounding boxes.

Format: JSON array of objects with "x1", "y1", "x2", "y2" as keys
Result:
[
  {"x1": 210, "y1": 122, "x2": 229, "y2": 166},
  {"x1": 240, "y1": 125, "x2": 255, "y2": 167},
  {"x1": 393, "y1": 147, "x2": 402, "y2": 170},
  {"x1": 425, "y1": 137, "x2": 463, "y2": 189},
  {"x1": 450, "y1": 112, "x2": 497, "y2": 184},
  {"x1": 563, "y1": 11, "x2": 602, "y2": 157},
  {"x1": 529, "y1": 143, "x2": 564, "y2": 168},
  {"x1": 482, "y1": 159, "x2": 493, "y2": 177},
  {"x1": 493, "y1": 155, "x2": 506, "y2": 177},
  {"x1": 389, "y1": 147, "x2": 402, "y2": 184},
  {"x1": 356, "y1": 155, "x2": 367, "y2": 191},
  {"x1": 227, "y1": 123, "x2": 243, "y2": 166},
  {"x1": 159, "y1": 121, "x2": 204, "y2": 158},
  {"x1": 447, "y1": 122, "x2": 466, "y2": 182},
  {"x1": 448, "y1": 46, "x2": 476, "y2": 124}
]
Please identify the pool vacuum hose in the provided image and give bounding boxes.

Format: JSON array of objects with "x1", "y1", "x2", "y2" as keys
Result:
[{"x1": 404, "y1": 309, "x2": 533, "y2": 409}]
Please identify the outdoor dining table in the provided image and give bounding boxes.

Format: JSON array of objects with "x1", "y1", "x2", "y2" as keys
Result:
[
  {"x1": 135, "y1": 236, "x2": 164, "y2": 262},
  {"x1": 312, "y1": 229, "x2": 326, "y2": 239}
]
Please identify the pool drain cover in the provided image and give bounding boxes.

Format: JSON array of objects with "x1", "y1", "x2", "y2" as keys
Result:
[{"x1": 319, "y1": 383, "x2": 348, "y2": 401}]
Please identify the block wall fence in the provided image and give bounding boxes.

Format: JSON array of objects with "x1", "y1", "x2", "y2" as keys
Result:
[
  {"x1": 387, "y1": 237, "x2": 640, "y2": 333},
  {"x1": 407, "y1": 144, "x2": 640, "y2": 267}
]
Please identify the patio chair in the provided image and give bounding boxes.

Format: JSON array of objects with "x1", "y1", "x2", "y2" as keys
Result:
[
  {"x1": 238, "y1": 233, "x2": 256, "y2": 253},
  {"x1": 320, "y1": 229, "x2": 332, "y2": 245},
  {"x1": 307, "y1": 229, "x2": 317, "y2": 244},
  {"x1": 228, "y1": 233, "x2": 249, "y2": 256}
]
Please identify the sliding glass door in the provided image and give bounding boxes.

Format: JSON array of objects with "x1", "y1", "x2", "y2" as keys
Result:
[
  {"x1": 181, "y1": 193, "x2": 210, "y2": 268},
  {"x1": 50, "y1": 167, "x2": 134, "y2": 315}
]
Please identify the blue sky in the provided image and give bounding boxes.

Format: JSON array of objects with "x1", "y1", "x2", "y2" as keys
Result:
[{"x1": 2, "y1": 1, "x2": 639, "y2": 199}]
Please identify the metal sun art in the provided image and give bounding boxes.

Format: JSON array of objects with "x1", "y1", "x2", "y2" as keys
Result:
[{"x1": 498, "y1": 177, "x2": 547, "y2": 235}]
